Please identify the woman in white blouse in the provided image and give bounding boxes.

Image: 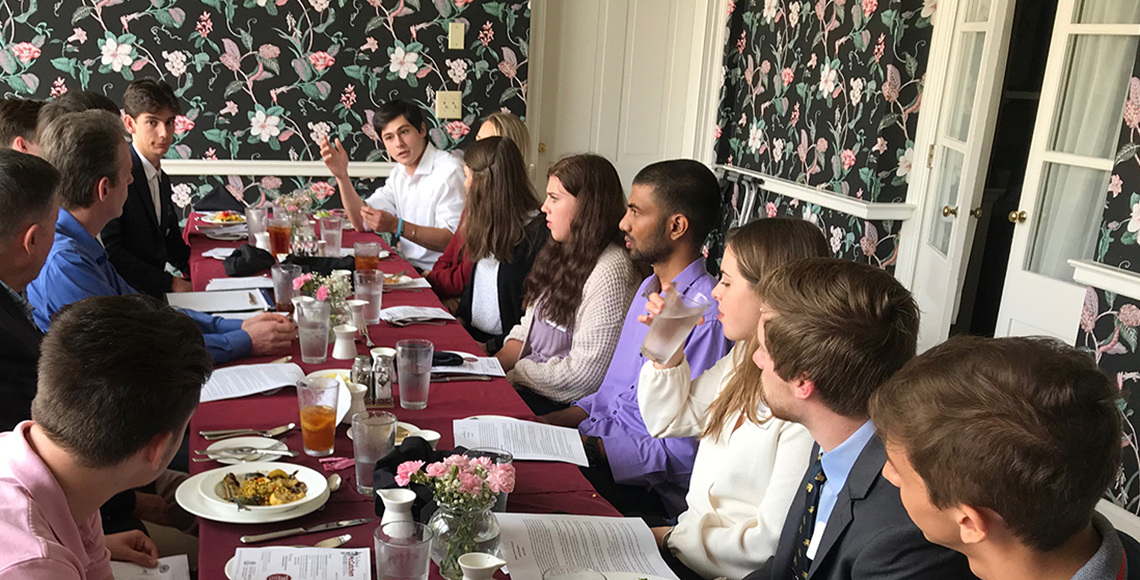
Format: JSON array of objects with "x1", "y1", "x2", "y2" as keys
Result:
[{"x1": 637, "y1": 217, "x2": 831, "y2": 580}]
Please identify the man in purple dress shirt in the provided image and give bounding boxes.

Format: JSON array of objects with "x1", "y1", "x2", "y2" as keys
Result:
[{"x1": 544, "y1": 160, "x2": 731, "y2": 521}]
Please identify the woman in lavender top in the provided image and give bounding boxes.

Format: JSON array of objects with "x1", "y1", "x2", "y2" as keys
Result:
[{"x1": 495, "y1": 154, "x2": 639, "y2": 414}]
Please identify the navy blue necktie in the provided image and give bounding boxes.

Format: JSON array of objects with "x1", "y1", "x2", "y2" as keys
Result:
[{"x1": 791, "y1": 452, "x2": 826, "y2": 579}]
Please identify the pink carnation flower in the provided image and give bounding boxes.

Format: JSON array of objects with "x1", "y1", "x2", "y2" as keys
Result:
[
  {"x1": 470, "y1": 456, "x2": 493, "y2": 470},
  {"x1": 487, "y1": 464, "x2": 515, "y2": 494},
  {"x1": 12, "y1": 42, "x2": 40, "y2": 64},
  {"x1": 309, "y1": 51, "x2": 335, "y2": 72},
  {"x1": 425, "y1": 462, "x2": 449, "y2": 478},
  {"x1": 315, "y1": 285, "x2": 329, "y2": 301},
  {"x1": 395, "y1": 460, "x2": 424, "y2": 486},
  {"x1": 443, "y1": 454, "x2": 470, "y2": 468},
  {"x1": 292, "y1": 273, "x2": 313, "y2": 290},
  {"x1": 457, "y1": 472, "x2": 483, "y2": 495}
]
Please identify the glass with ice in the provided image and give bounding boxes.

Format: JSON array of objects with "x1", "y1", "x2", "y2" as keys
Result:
[
  {"x1": 352, "y1": 410, "x2": 397, "y2": 496},
  {"x1": 396, "y1": 339, "x2": 433, "y2": 410},
  {"x1": 640, "y1": 290, "x2": 709, "y2": 364}
]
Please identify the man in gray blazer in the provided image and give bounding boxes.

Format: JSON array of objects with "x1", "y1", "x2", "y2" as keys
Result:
[{"x1": 742, "y1": 258, "x2": 975, "y2": 580}]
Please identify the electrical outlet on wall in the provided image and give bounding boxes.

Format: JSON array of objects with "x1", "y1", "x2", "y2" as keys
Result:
[
  {"x1": 448, "y1": 22, "x2": 465, "y2": 49},
  {"x1": 436, "y1": 91, "x2": 462, "y2": 119}
]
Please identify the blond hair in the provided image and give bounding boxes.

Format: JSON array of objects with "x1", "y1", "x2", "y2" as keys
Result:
[{"x1": 482, "y1": 112, "x2": 530, "y2": 166}]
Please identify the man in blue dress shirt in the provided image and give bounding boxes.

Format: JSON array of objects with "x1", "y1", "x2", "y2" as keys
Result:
[{"x1": 27, "y1": 110, "x2": 294, "y2": 364}]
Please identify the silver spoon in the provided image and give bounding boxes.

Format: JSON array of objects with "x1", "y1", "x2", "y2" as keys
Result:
[{"x1": 327, "y1": 473, "x2": 342, "y2": 492}]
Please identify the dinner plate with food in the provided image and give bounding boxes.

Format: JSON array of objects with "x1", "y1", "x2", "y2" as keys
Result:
[
  {"x1": 383, "y1": 273, "x2": 414, "y2": 287},
  {"x1": 201, "y1": 210, "x2": 247, "y2": 225},
  {"x1": 175, "y1": 462, "x2": 329, "y2": 524}
]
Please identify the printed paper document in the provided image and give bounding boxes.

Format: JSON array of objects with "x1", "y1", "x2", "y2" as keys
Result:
[{"x1": 453, "y1": 419, "x2": 588, "y2": 466}]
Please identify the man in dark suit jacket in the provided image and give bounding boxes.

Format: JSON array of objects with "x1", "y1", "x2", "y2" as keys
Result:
[
  {"x1": 0, "y1": 150, "x2": 59, "y2": 432},
  {"x1": 742, "y1": 258, "x2": 975, "y2": 580},
  {"x1": 101, "y1": 78, "x2": 191, "y2": 299}
]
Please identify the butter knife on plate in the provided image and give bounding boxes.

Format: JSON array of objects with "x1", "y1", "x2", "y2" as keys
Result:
[{"x1": 240, "y1": 518, "x2": 374, "y2": 544}]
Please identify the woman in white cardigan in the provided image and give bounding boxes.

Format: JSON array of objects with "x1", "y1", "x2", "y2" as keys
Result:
[{"x1": 637, "y1": 218, "x2": 831, "y2": 580}]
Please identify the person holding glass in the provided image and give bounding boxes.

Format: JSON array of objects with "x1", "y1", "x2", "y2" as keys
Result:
[{"x1": 637, "y1": 218, "x2": 829, "y2": 580}]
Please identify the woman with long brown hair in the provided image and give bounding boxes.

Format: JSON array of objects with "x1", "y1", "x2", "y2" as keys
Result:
[
  {"x1": 454, "y1": 136, "x2": 545, "y2": 350},
  {"x1": 495, "y1": 154, "x2": 639, "y2": 413},
  {"x1": 636, "y1": 217, "x2": 830, "y2": 580}
]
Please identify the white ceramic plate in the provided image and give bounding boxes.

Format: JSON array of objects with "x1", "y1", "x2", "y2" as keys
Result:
[
  {"x1": 205, "y1": 436, "x2": 289, "y2": 465},
  {"x1": 202, "y1": 213, "x2": 247, "y2": 225},
  {"x1": 197, "y1": 462, "x2": 328, "y2": 514},
  {"x1": 205, "y1": 231, "x2": 245, "y2": 241},
  {"x1": 382, "y1": 274, "x2": 414, "y2": 287},
  {"x1": 175, "y1": 466, "x2": 330, "y2": 524},
  {"x1": 302, "y1": 369, "x2": 354, "y2": 425},
  {"x1": 346, "y1": 421, "x2": 419, "y2": 443}
]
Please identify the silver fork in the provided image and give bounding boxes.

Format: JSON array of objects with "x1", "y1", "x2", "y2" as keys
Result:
[{"x1": 361, "y1": 322, "x2": 375, "y2": 348}]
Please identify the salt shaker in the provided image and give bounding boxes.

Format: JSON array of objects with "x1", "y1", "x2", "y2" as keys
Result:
[{"x1": 351, "y1": 356, "x2": 372, "y2": 392}]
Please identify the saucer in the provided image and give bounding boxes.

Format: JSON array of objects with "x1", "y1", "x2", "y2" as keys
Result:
[{"x1": 205, "y1": 436, "x2": 289, "y2": 465}]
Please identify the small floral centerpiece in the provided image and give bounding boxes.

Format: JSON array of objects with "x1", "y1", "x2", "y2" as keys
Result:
[
  {"x1": 396, "y1": 455, "x2": 516, "y2": 580},
  {"x1": 293, "y1": 272, "x2": 351, "y2": 326},
  {"x1": 274, "y1": 188, "x2": 316, "y2": 216}
]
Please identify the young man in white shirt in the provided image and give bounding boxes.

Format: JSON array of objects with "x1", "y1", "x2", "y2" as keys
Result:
[{"x1": 320, "y1": 100, "x2": 464, "y2": 271}]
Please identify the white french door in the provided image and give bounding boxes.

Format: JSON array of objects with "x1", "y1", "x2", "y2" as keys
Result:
[
  {"x1": 911, "y1": 0, "x2": 1016, "y2": 352},
  {"x1": 995, "y1": 0, "x2": 1140, "y2": 341}
]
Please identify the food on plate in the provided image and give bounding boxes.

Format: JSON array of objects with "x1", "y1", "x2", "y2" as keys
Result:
[
  {"x1": 220, "y1": 469, "x2": 308, "y2": 506},
  {"x1": 209, "y1": 210, "x2": 245, "y2": 223},
  {"x1": 384, "y1": 274, "x2": 406, "y2": 285}
]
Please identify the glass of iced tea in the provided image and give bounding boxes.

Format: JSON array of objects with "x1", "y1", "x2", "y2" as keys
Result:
[
  {"x1": 297, "y1": 377, "x2": 339, "y2": 457},
  {"x1": 354, "y1": 241, "x2": 381, "y2": 270},
  {"x1": 267, "y1": 216, "x2": 292, "y2": 257}
]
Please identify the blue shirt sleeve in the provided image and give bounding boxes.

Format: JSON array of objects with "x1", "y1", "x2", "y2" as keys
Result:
[{"x1": 178, "y1": 309, "x2": 252, "y2": 364}]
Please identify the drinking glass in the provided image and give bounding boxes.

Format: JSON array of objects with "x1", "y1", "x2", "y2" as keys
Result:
[
  {"x1": 270, "y1": 264, "x2": 301, "y2": 314},
  {"x1": 464, "y1": 448, "x2": 513, "y2": 512},
  {"x1": 267, "y1": 215, "x2": 292, "y2": 257},
  {"x1": 354, "y1": 241, "x2": 382, "y2": 270},
  {"x1": 354, "y1": 270, "x2": 383, "y2": 325},
  {"x1": 297, "y1": 377, "x2": 339, "y2": 457},
  {"x1": 640, "y1": 290, "x2": 710, "y2": 364},
  {"x1": 297, "y1": 299, "x2": 331, "y2": 364},
  {"x1": 246, "y1": 207, "x2": 268, "y2": 246},
  {"x1": 396, "y1": 339, "x2": 433, "y2": 410},
  {"x1": 320, "y1": 216, "x2": 343, "y2": 257},
  {"x1": 374, "y1": 522, "x2": 434, "y2": 580},
  {"x1": 352, "y1": 410, "x2": 397, "y2": 496}
]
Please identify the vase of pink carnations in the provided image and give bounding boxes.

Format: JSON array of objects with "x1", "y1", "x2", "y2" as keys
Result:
[
  {"x1": 292, "y1": 272, "x2": 351, "y2": 329},
  {"x1": 396, "y1": 454, "x2": 516, "y2": 580}
]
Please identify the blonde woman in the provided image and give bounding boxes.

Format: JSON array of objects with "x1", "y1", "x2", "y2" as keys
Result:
[{"x1": 637, "y1": 218, "x2": 830, "y2": 580}]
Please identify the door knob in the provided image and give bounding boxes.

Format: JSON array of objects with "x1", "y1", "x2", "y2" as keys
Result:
[
  {"x1": 1008, "y1": 210, "x2": 1027, "y2": 224},
  {"x1": 942, "y1": 206, "x2": 958, "y2": 217},
  {"x1": 970, "y1": 207, "x2": 983, "y2": 219},
  {"x1": 538, "y1": 142, "x2": 547, "y2": 153}
]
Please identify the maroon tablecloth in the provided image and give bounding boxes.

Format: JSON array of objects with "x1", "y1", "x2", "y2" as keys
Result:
[{"x1": 184, "y1": 220, "x2": 619, "y2": 579}]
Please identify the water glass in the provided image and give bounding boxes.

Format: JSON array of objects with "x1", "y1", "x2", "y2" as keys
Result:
[
  {"x1": 640, "y1": 290, "x2": 711, "y2": 364},
  {"x1": 354, "y1": 270, "x2": 383, "y2": 325},
  {"x1": 297, "y1": 299, "x2": 331, "y2": 364},
  {"x1": 320, "y1": 216, "x2": 343, "y2": 257},
  {"x1": 374, "y1": 522, "x2": 434, "y2": 580},
  {"x1": 297, "y1": 377, "x2": 339, "y2": 457},
  {"x1": 246, "y1": 206, "x2": 268, "y2": 246},
  {"x1": 270, "y1": 264, "x2": 301, "y2": 314},
  {"x1": 464, "y1": 448, "x2": 513, "y2": 512},
  {"x1": 355, "y1": 241, "x2": 382, "y2": 270},
  {"x1": 352, "y1": 410, "x2": 397, "y2": 496},
  {"x1": 396, "y1": 339, "x2": 433, "y2": 410}
]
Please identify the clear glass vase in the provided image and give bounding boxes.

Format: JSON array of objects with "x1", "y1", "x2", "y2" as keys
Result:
[{"x1": 427, "y1": 498, "x2": 501, "y2": 580}]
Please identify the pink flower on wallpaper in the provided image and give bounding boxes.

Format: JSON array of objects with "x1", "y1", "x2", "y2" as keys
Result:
[
  {"x1": 737, "y1": 31, "x2": 747, "y2": 54},
  {"x1": 310, "y1": 181, "x2": 336, "y2": 200},
  {"x1": 50, "y1": 77, "x2": 67, "y2": 98},
  {"x1": 883, "y1": 64, "x2": 901, "y2": 103},
  {"x1": 498, "y1": 47, "x2": 518, "y2": 79},
  {"x1": 816, "y1": 138, "x2": 828, "y2": 153},
  {"x1": 341, "y1": 84, "x2": 357, "y2": 108},
  {"x1": 872, "y1": 137, "x2": 888, "y2": 154},
  {"x1": 1080, "y1": 287, "x2": 1098, "y2": 334},
  {"x1": 11, "y1": 42, "x2": 40, "y2": 64},
  {"x1": 860, "y1": 222, "x2": 879, "y2": 257},
  {"x1": 1121, "y1": 304, "x2": 1140, "y2": 328},
  {"x1": 445, "y1": 120, "x2": 471, "y2": 140},
  {"x1": 814, "y1": 0, "x2": 826, "y2": 21},
  {"x1": 196, "y1": 12, "x2": 213, "y2": 37},
  {"x1": 67, "y1": 28, "x2": 87, "y2": 44},
  {"x1": 841, "y1": 148, "x2": 857, "y2": 170},
  {"x1": 454, "y1": 0, "x2": 473, "y2": 6},
  {"x1": 221, "y1": 101, "x2": 238, "y2": 116},
  {"x1": 874, "y1": 34, "x2": 886, "y2": 63},
  {"x1": 1124, "y1": 77, "x2": 1140, "y2": 131},
  {"x1": 759, "y1": 60, "x2": 771, "y2": 75},
  {"x1": 479, "y1": 21, "x2": 494, "y2": 47},
  {"x1": 781, "y1": 67, "x2": 794, "y2": 86},
  {"x1": 788, "y1": 2, "x2": 801, "y2": 27},
  {"x1": 862, "y1": 0, "x2": 878, "y2": 17},
  {"x1": 808, "y1": 53, "x2": 818, "y2": 68},
  {"x1": 766, "y1": 202, "x2": 778, "y2": 218},
  {"x1": 714, "y1": 125, "x2": 722, "y2": 140},
  {"x1": 1110, "y1": 174, "x2": 1123, "y2": 198},
  {"x1": 362, "y1": 113, "x2": 379, "y2": 142},
  {"x1": 818, "y1": 64, "x2": 837, "y2": 95},
  {"x1": 728, "y1": 0, "x2": 735, "y2": 15},
  {"x1": 362, "y1": 37, "x2": 379, "y2": 52},
  {"x1": 204, "y1": 147, "x2": 218, "y2": 160},
  {"x1": 258, "y1": 44, "x2": 280, "y2": 59},
  {"x1": 260, "y1": 176, "x2": 282, "y2": 190},
  {"x1": 309, "y1": 51, "x2": 335, "y2": 72},
  {"x1": 173, "y1": 115, "x2": 194, "y2": 135},
  {"x1": 790, "y1": 102, "x2": 800, "y2": 125}
]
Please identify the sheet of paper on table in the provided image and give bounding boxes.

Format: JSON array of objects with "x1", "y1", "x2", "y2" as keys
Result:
[
  {"x1": 201, "y1": 363, "x2": 305, "y2": 403},
  {"x1": 379, "y1": 306, "x2": 455, "y2": 322},
  {"x1": 453, "y1": 418, "x2": 588, "y2": 466},
  {"x1": 110, "y1": 555, "x2": 191, "y2": 580},
  {"x1": 497, "y1": 513, "x2": 680, "y2": 580},
  {"x1": 431, "y1": 357, "x2": 505, "y2": 377},
  {"x1": 205, "y1": 276, "x2": 275, "y2": 291},
  {"x1": 231, "y1": 547, "x2": 370, "y2": 580},
  {"x1": 166, "y1": 289, "x2": 270, "y2": 313}
]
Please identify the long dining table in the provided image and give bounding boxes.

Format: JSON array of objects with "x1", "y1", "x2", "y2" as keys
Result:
[{"x1": 184, "y1": 215, "x2": 619, "y2": 579}]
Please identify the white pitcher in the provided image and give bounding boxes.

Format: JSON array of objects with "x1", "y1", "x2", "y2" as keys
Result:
[
  {"x1": 458, "y1": 552, "x2": 506, "y2": 580},
  {"x1": 377, "y1": 488, "x2": 416, "y2": 528}
]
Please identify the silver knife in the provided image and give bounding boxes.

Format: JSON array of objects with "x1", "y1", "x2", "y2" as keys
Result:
[
  {"x1": 431, "y1": 374, "x2": 493, "y2": 383},
  {"x1": 240, "y1": 518, "x2": 374, "y2": 544}
]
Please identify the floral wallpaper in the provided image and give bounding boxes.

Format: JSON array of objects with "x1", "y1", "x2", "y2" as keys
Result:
[
  {"x1": 1096, "y1": 73, "x2": 1140, "y2": 270},
  {"x1": 0, "y1": 0, "x2": 529, "y2": 211}
]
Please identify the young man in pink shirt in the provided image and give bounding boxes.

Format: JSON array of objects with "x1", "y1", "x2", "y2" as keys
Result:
[{"x1": 0, "y1": 294, "x2": 212, "y2": 578}]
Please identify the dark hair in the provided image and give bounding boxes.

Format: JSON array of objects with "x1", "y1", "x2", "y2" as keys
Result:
[
  {"x1": 632, "y1": 159, "x2": 720, "y2": 247},
  {"x1": 0, "y1": 98, "x2": 44, "y2": 147},
  {"x1": 870, "y1": 335, "x2": 1120, "y2": 552},
  {"x1": 374, "y1": 99, "x2": 425, "y2": 135},
  {"x1": 756, "y1": 257, "x2": 919, "y2": 418},
  {"x1": 39, "y1": 110, "x2": 129, "y2": 210},
  {"x1": 32, "y1": 295, "x2": 212, "y2": 468},
  {"x1": 524, "y1": 154, "x2": 627, "y2": 328},
  {"x1": 38, "y1": 90, "x2": 119, "y2": 138},
  {"x1": 462, "y1": 137, "x2": 540, "y2": 262},
  {"x1": 122, "y1": 78, "x2": 181, "y2": 118},
  {"x1": 0, "y1": 150, "x2": 60, "y2": 242}
]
